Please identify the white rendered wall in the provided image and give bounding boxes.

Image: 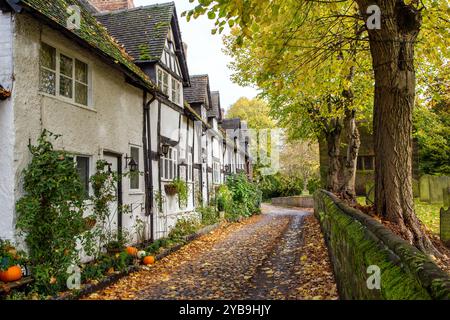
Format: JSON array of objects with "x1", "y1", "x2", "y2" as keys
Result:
[{"x1": 0, "y1": 11, "x2": 15, "y2": 241}]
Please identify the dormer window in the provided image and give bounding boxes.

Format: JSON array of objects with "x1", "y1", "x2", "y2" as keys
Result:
[
  {"x1": 157, "y1": 68, "x2": 169, "y2": 96},
  {"x1": 157, "y1": 66, "x2": 182, "y2": 106}
]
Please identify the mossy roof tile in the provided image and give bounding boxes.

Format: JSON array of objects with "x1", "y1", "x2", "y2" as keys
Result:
[
  {"x1": 95, "y1": 2, "x2": 174, "y2": 62},
  {"x1": 18, "y1": 0, "x2": 156, "y2": 91}
]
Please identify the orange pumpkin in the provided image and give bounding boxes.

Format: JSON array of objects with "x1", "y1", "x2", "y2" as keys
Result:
[
  {"x1": 143, "y1": 256, "x2": 155, "y2": 265},
  {"x1": 0, "y1": 265, "x2": 22, "y2": 282},
  {"x1": 126, "y1": 246, "x2": 138, "y2": 256}
]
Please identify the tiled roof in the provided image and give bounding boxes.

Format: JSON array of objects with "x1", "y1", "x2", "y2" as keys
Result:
[
  {"x1": 79, "y1": 0, "x2": 98, "y2": 14},
  {"x1": 184, "y1": 75, "x2": 211, "y2": 108},
  {"x1": 14, "y1": 0, "x2": 155, "y2": 91},
  {"x1": 221, "y1": 118, "x2": 242, "y2": 130},
  {"x1": 95, "y1": 3, "x2": 174, "y2": 62},
  {"x1": 208, "y1": 91, "x2": 222, "y2": 119}
]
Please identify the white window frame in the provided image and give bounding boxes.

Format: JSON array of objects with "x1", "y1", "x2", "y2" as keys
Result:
[
  {"x1": 39, "y1": 42, "x2": 91, "y2": 108},
  {"x1": 161, "y1": 146, "x2": 178, "y2": 181},
  {"x1": 213, "y1": 161, "x2": 220, "y2": 184},
  {"x1": 157, "y1": 66, "x2": 182, "y2": 107},
  {"x1": 187, "y1": 151, "x2": 193, "y2": 182}
]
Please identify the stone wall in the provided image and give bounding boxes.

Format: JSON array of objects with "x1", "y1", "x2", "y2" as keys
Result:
[
  {"x1": 271, "y1": 196, "x2": 314, "y2": 208},
  {"x1": 314, "y1": 190, "x2": 450, "y2": 300}
]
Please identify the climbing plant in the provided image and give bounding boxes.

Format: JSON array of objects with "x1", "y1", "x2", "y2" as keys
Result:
[
  {"x1": 16, "y1": 130, "x2": 86, "y2": 294},
  {"x1": 84, "y1": 160, "x2": 133, "y2": 258}
]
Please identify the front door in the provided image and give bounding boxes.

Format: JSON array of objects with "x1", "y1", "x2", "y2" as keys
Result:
[{"x1": 103, "y1": 153, "x2": 122, "y2": 234}]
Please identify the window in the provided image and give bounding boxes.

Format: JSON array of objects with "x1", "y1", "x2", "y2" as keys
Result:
[
  {"x1": 161, "y1": 147, "x2": 178, "y2": 180},
  {"x1": 171, "y1": 79, "x2": 181, "y2": 104},
  {"x1": 130, "y1": 147, "x2": 140, "y2": 190},
  {"x1": 39, "y1": 43, "x2": 89, "y2": 106},
  {"x1": 357, "y1": 156, "x2": 375, "y2": 171},
  {"x1": 39, "y1": 43, "x2": 56, "y2": 95},
  {"x1": 213, "y1": 161, "x2": 220, "y2": 184},
  {"x1": 364, "y1": 156, "x2": 374, "y2": 171},
  {"x1": 158, "y1": 67, "x2": 181, "y2": 106},
  {"x1": 75, "y1": 156, "x2": 90, "y2": 198},
  {"x1": 187, "y1": 151, "x2": 193, "y2": 182},
  {"x1": 157, "y1": 69, "x2": 169, "y2": 96}
]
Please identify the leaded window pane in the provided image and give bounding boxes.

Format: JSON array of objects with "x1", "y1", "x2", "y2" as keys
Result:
[
  {"x1": 39, "y1": 68, "x2": 56, "y2": 95},
  {"x1": 60, "y1": 75, "x2": 73, "y2": 98},
  {"x1": 75, "y1": 82, "x2": 88, "y2": 105}
]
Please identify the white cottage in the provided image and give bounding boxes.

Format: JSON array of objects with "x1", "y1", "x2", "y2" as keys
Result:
[
  {"x1": 0, "y1": 0, "x2": 157, "y2": 243},
  {"x1": 95, "y1": 2, "x2": 202, "y2": 239},
  {"x1": 0, "y1": 0, "x2": 254, "y2": 246}
]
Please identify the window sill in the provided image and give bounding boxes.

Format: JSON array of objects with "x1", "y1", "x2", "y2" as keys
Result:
[
  {"x1": 39, "y1": 92, "x2": 96, "y2": 113},
  {"x1": 129, "y1": 191, "x2": 144, "y2": 196}
]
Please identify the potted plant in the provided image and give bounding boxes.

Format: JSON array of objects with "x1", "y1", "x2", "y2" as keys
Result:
[
  {"x1": 105, "y1": 240, "x2": 124, "y2": 255},
  {"x1": 0, "y1": 240, "x2": 26, "y2": 282}
]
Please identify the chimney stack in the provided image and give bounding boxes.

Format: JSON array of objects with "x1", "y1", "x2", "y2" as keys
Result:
[{"x1": 89, "y1": 0, "x2": 134, "y2": 12}]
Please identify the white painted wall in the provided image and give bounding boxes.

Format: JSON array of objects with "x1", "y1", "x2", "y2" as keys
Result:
[
  {"x1": 0, "y1": 11, "x2": 15, "y2": 241},
  {"x1": 9, "y1": 14, "x2": 149, "y2": 245}
]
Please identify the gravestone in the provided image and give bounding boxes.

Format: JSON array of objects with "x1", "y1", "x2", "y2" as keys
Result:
[
  {"x1": 440, "y1": 207, "x2": 450, "y2": 248},
  {"x1": 443, "y1": 187, "x2": 450, "y2": 208},
  {"x1": 419, "y1": 175, "x2": 430, "y2": 202}
]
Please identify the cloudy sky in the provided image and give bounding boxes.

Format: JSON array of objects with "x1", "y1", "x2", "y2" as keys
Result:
[{"x1": 134, "y1": 0, "x2": 258, "y2": 110}]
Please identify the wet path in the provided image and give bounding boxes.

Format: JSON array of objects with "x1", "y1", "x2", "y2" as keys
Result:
[{"x1": 84, "y1": 205, "x2": 337, "y2": 300}]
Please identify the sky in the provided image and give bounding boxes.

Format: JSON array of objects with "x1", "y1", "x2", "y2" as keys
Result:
[{"x1": 134, "y1": 0, "x2": 259, "y2": 110}]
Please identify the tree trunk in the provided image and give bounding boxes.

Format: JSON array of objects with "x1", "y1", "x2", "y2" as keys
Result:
[
  {"x1": 339, "y1": 109, "x2": 360, "y2": 200},
  {"x1": 324, "y1": 118, "x2": 343, "y2": 192},
  {"x1": 358, "y1": 0, "x2": 437, "y2": 254}
]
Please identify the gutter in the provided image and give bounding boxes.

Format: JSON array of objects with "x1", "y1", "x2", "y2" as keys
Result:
[{"x1": 143, "y1": 92, "x2": 156, "y2": 242}]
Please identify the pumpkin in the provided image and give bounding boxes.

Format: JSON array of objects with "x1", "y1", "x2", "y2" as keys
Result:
[
  {"x1": 143, "y1": 256, "x2": 155, "y2": 265},
  {"x1": 126, "y1": 246, "x2": 138, "y2": 256},
  {"x1": 0, "y1": 265, "x2": 22, "y2": 282},
  {"x1": 137, "y1": 250, "x2": 147, "y2": 259}
]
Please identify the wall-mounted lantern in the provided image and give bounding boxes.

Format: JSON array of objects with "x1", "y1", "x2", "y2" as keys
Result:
[
  {"x1": 124, "y1": 154, "x2": 138, "y2": 172},
  {"x1": 160, "y1": 143, "x2": 170, "y2": 157}
]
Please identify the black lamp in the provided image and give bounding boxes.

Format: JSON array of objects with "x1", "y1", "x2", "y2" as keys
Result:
[
  {"x1": 161, "y1": 143, "x2": 170, "y2": 157},
  {"x1": 124, "y1": 154, "x2": 138, "y2": 172}
]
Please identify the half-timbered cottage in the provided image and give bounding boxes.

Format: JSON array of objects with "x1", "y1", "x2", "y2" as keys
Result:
[
  {"x1": 0, "y1": 0, "x2": 254, "y2": 246},
  {"x1": 0, "y1": 0, "x2": 157, "y2": 244}
]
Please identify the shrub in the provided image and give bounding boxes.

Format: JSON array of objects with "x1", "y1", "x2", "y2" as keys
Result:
[
  {"x1": 198, "y1": 206, "x2": 220, "y2": 226},
  {"x1": 168, "y1": 217, "x2": 201, "y2": 243},
  {"x1": 215, "y1": 185, "x2": 233, "y2": 212},
  {"x1": 306, "y1": 178, "x2": 322, "y2": 195},
  {"x1": 259, "y1": 173, "x2": 304, "y2": 200},
  {"x1": 226, "y1": 173, "x2": 262, "y2": 216},
  {"x1": 15, "y1": 131, "x2": 87, "y2": 295}
]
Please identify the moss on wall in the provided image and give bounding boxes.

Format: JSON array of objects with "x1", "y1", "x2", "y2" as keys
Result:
[{"x1": 315, "y1": 190, "x2": 450, "y2": 300}]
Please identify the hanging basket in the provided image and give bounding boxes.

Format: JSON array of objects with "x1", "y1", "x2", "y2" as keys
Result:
[{"x1": 164, "y1": 184, "x2": 178, "y2": 196}]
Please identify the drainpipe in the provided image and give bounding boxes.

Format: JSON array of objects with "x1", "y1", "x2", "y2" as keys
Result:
[{"x1": 143, "y1": 92, "x2": 156, "y2": 242}]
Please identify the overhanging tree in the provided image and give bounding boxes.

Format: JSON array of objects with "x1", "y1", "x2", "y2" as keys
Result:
[{"x1": 184, "y1": 0, "x2": 449, "y2": 254}]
